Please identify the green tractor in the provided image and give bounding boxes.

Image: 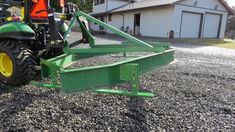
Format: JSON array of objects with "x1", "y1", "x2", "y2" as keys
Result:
[
  {"x1": 0, "y1": 0, "x2": 174, "y2": 97},
  {"x1": 0, "y1": 0, "x2": 76, "y2": 85}
]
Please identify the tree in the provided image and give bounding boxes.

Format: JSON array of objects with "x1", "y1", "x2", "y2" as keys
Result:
[
  {"x1": 69, "y1": 0, "x2": 93, "y2": 13},
  {"x1": 51, "y1": 0, "x2": 93, "y2": 13},
  {"x1": 227, "y1": 16, "x2": 235, "y2": 31}
]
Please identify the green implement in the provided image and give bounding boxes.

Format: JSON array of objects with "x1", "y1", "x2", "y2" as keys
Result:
[{"x1": 32, "y1": 11, "x2": 174, "y2": 97}]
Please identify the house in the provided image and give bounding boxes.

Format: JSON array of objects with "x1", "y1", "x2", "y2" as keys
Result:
[{"x1": 90, "y1": 0, "x2": 234, "y2": 39}]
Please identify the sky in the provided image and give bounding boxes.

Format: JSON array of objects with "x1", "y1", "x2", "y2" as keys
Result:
[{"x1": 226, "y1": 0, "x2": 235, "y2": 7}]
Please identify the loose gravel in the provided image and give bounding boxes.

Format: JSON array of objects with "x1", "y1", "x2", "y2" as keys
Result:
[
  {"x1": 0, "y1": 43, "x2": 234, "y2": 132},
  {"x1": 68, "y1": 52, "x2": 153, "y2": 68},
  {"x1": 68, "y1": 54, "x2": 129, "y2": 68}
]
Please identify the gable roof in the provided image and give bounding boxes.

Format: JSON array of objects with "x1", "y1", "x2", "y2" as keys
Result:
[
  {"x1": 111, "y1": 0, "x2": 234, "y2": 15},
  {"x1": 219, "y1": 0, "x2": 235, "y2": 14}
]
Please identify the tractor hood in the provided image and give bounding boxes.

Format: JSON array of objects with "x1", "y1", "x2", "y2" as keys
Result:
[{"x1": 0, "y1": 21, "x2": 35, "y2": 40}]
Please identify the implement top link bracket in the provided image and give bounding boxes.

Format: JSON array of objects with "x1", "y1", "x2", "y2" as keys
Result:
[{"x1": 32, "y1": 11, "x2": 174, "y2": 97}]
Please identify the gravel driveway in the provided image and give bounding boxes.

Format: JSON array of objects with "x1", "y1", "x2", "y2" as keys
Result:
[{"x1": 0, "y1": 34, "x2": 234, "y2": 132}]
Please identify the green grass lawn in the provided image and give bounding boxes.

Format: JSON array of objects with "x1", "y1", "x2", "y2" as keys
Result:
[{"x1": 175, "y1": 39, "x2": 235, "y2": 49}]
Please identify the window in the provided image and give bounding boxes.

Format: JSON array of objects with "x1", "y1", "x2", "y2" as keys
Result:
[
  {"x1": 100, "y1": 0, "x2": 105, "y2": 4},
  {"x1": 108, "y1": 14, "x2": 112, "y2": 21},
  {"x1": 94, "y1": 0, "x2": 105, "y2": 6},
  {"x1": 94, "y1": 0, "x2": 99, "y2": 5}
]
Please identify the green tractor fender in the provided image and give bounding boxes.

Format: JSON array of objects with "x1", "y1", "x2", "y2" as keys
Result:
[{"x1": 0, "y1": 21, "x2": 35, "y2": 40}]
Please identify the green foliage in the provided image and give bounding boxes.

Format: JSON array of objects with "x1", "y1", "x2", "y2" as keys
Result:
[
  {"x1": 50, "y1": 0, "x2": 61, "y2": 12},
  {"x1": 73, "y1": 0, "x2": 93, "y2": 13},
  {"x1": 51, "y1": 0, "x2": 93, "y2": 13},
  {"x1": 227, "y1": 16, "x2": 235, "y2": 31}
]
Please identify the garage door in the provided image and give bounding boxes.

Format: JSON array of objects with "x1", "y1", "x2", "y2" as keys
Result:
[
  {"x1": 203, "y1": 13, "x2": 221, "y2": 38},
  {"x1": 180, "y1": 12, "x2": 202, "y2": 38}
]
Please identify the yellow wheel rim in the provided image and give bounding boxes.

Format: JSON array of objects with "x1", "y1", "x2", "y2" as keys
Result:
[{"x1": 0, "y1": 53, "x2": 13, "y2": 77}]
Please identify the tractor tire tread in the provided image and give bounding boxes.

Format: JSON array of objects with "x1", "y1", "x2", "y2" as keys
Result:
[{"x1": 0, "y1": 41, "x2": 36, "y2": 85}]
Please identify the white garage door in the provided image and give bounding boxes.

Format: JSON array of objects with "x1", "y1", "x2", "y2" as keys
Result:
[
  {"x1": 203, "y1": 13, "x2": 221, "y2": 38},
  {"x1": 180, "y1": 12, "x2": 202, "y2": 38}
]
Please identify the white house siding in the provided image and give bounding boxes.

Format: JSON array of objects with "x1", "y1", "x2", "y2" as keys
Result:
[
  {"x1": 93, "y1": 0, "x2": 129, "y2": 14},
  {"x1": 173, "y1": 0, "x2": 228, "y2": 38},
  {"x1": 107, "y1": 0, "x2": 129, "y2": 11},
  {"x1": 140, "y1": 7, "x2": 174, "y2": 37},
  {"x1": 180, "y1": 0, "x2": 227, "y2": 11},
  {"x1": 107, "y1": 12, "x2": 136, "y2": 34},
  {"x1": 107, "y1": 7, "x2": 174, "y2": 37},
  {"x1": 91, "y1": 0, "x2": 230, "y2": 39},
  {"x1": 93, "y1": 0, "x2": 107, "y2": 14},
  {"x1": 107, "y1": 14, "x2": 123, "y2": 32}
]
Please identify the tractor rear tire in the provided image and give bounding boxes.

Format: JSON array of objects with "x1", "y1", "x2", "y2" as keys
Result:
[{"x1": 0, "y1": 41, "x2": 37, "y2": 85}]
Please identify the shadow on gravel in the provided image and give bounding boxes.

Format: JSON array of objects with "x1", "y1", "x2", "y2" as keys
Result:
[
  {"x1": 0, "y1": 83, "x2": 19, "y2": 95},
  {"x1": 120, "y1": 97, "x2": 150, "y2": 132}
]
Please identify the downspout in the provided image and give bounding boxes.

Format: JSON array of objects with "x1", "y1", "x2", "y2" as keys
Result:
[
  {"x1": 106, "y1": 0, "x2": 108, "y2": 12},
  {"x1": 122, "y1": 14, "x2": 125, "y2": 28},
  {"x1": 105, "y1": 0, "x2": 108, "y2": 31}
]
